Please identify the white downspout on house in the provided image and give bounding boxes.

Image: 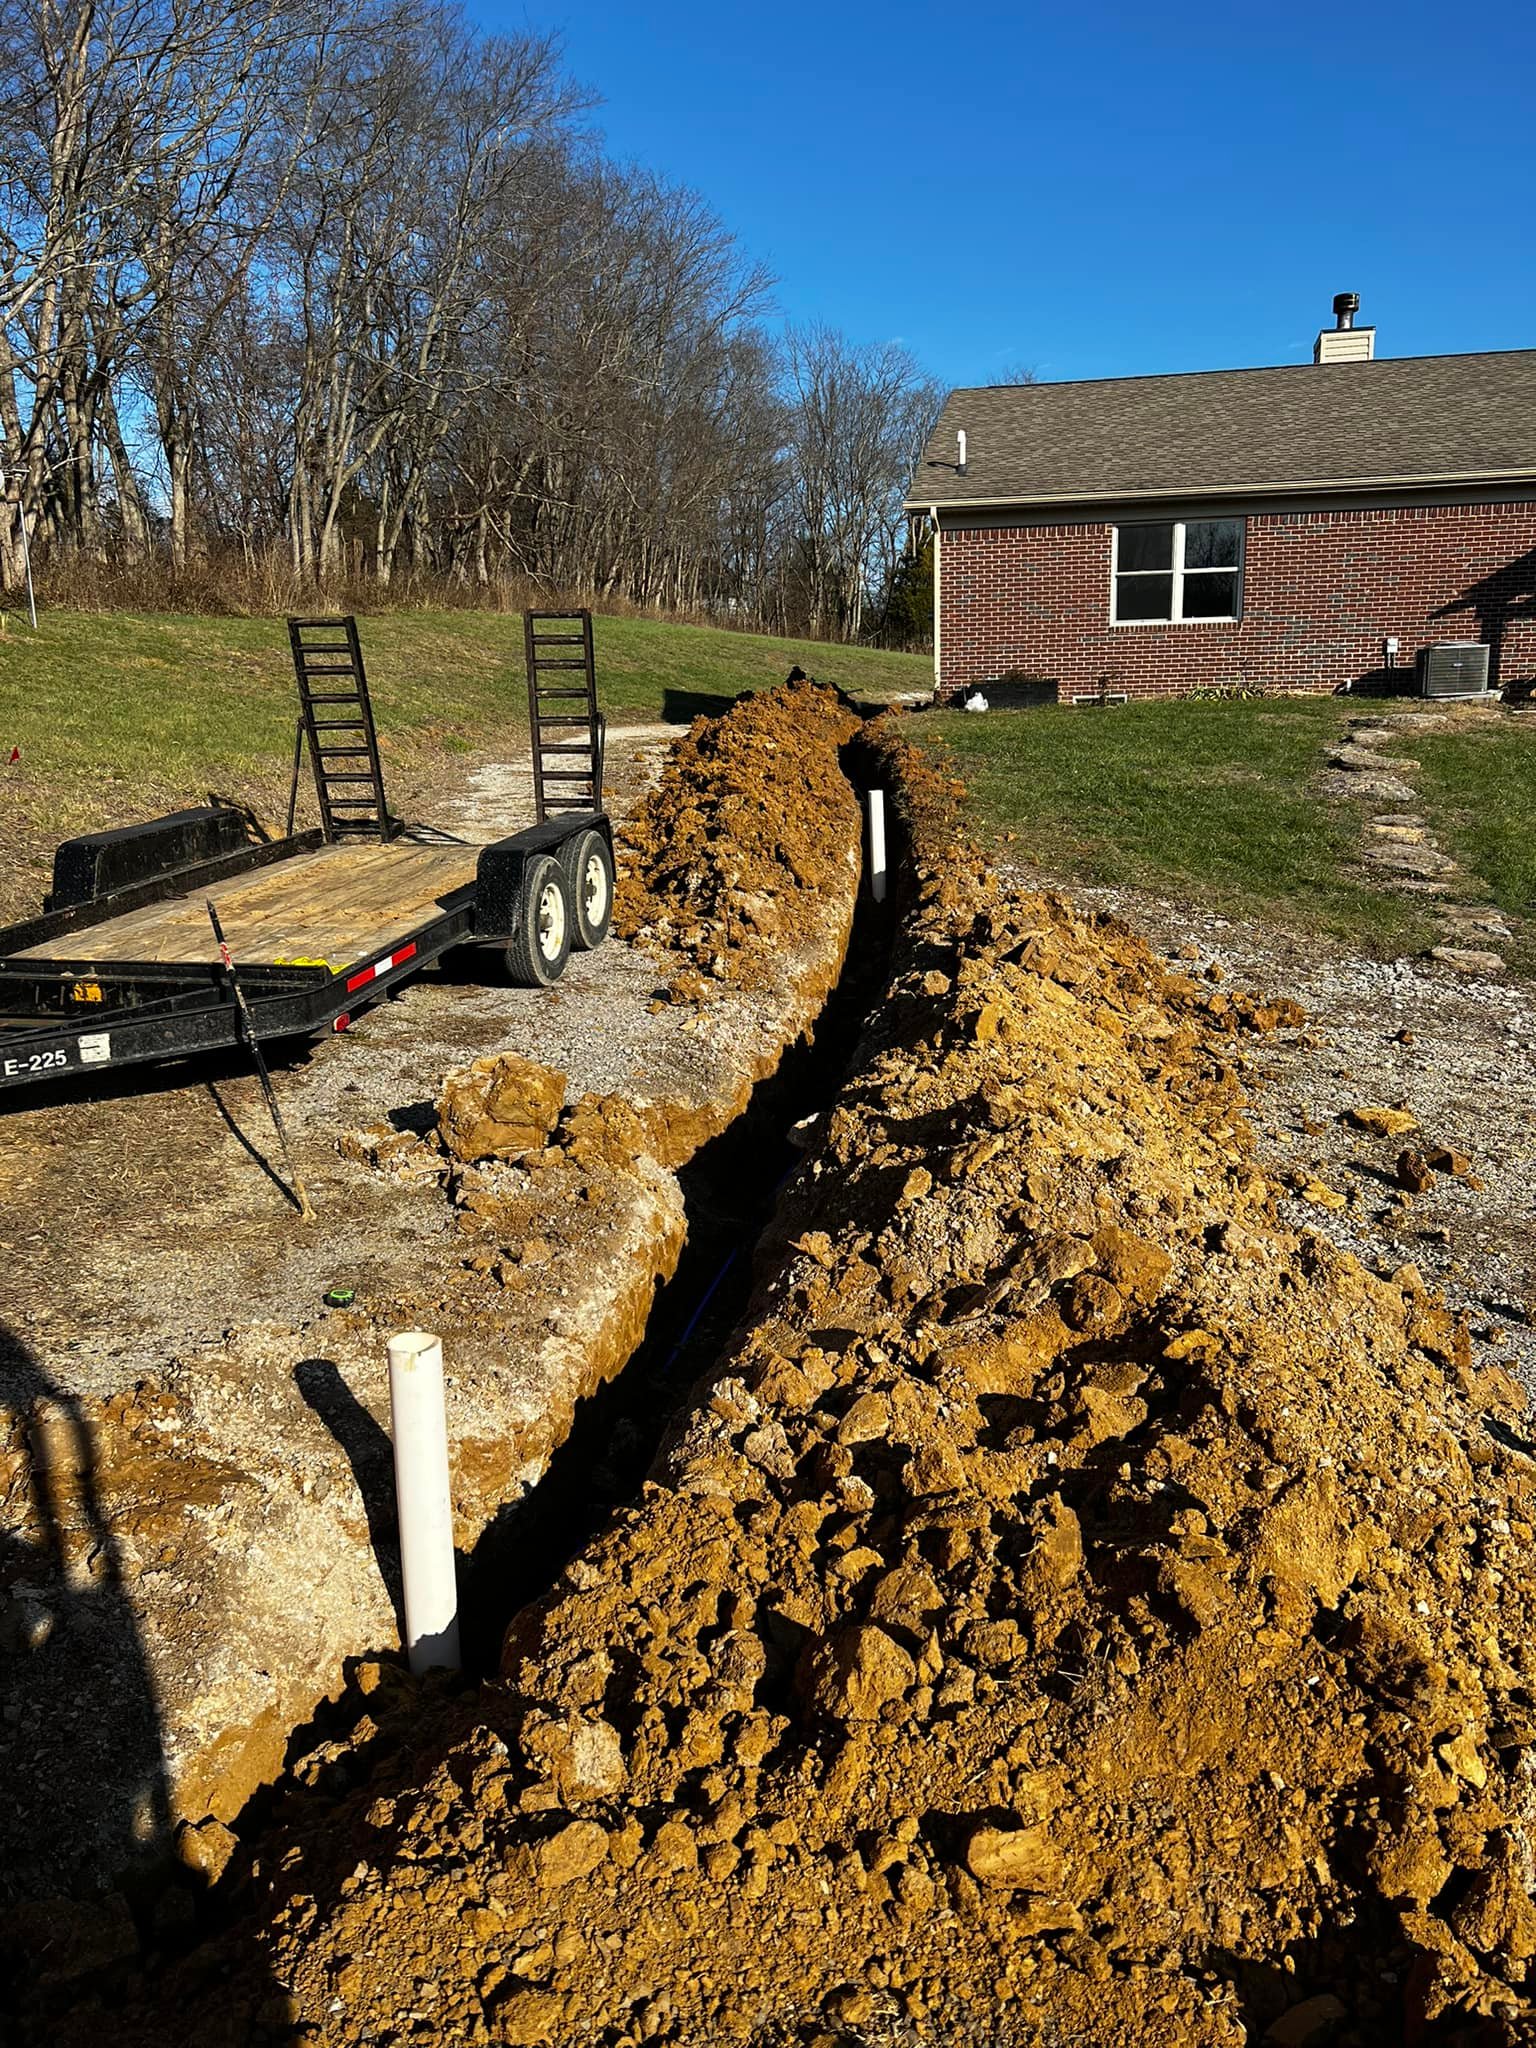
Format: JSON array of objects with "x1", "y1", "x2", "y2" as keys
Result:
[{"x1": 929, "y1": 505, "x2": 941, "y2": 698}]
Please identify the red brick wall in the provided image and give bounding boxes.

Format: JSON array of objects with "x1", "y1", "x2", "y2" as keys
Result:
[{"x1": 937, "y1": 499, "x2": 1536, "y2": 700}]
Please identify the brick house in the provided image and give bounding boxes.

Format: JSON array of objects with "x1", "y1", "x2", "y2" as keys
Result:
[{"x1": 907, "y1": 302, "x2": 1536, "y2": 703}]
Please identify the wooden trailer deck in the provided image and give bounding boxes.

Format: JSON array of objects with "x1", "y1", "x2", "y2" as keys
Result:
[{"x1": 10, "y1": 841, "x2": 481, "y2": 972}]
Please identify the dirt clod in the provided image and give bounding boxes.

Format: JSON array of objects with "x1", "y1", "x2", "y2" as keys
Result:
[
  {"x1": 437, "y1": 1050, "x2": 567, "y2": 1162},
  {"x1": 1345, "y1": 1102, "x2": 1418, "y2": 1136},
  {"x1": 535, "y1": 1818, "x2": 609, "y2": 1888},
  {"x1": 800, "y1": 1624, "x2": 915, "y2": 1723},
  {"x1": 1398, "y1": 1145, "x2": 1437, "y2": 1192},
  {"x1": 964, "y1": 1822, "x2": 1065, "y2": 1892}
]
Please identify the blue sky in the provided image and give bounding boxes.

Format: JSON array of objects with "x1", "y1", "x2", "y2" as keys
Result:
[{"x1": 472, "y1": 0, "x2": 1535, "y2": 390}]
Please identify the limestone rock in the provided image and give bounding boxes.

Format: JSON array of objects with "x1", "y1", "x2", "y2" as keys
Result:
[
  {"x1": 338, "y1": 1122, "x2": 445, "y2": 1181},
  {"x1": 1022, "y1": 1497, "x2": 1083, "y2": 1596},
  {"x1": 866, "y1": 1563, "x2": 944, "y2": 1633},
  {"x1": 1436, "y1": 1729, "x2": 1487, "y2": 1790},
  {"x1": 1367, "y1": 1817, "x2": 1451, "y2": 1906},
  {"x1": 1428, "y1": 945, "x2": 1505, "y2": 976},
  {"x1": 1331, "y1": 744, "x2": 1419, "y2": 774},
  {"x1": 1361, "y1": 842, "x2": 1453, "y2": 877},
  {"x1": 646, "y1": 1817, "x2": 700, "y2": 1873},
  {"x1": 1449, "y1": 1838, "x2": 1536, "y2": 1962},
  {"x1": 1322, "y1": 766, "x2": 1419, "y2": 803},
  {"x1": 1072, "y1": 1383, "x2": 1148, "y2": 1447},
  {"x1": 1425, "y1": 1145, "x2": 1472, "y2": 1177},
  {"x1": 499, "y1": 1989, "x2": 566, "y2": 2045},
  {"x1": 836, "y1": 1391, "x2": 890, "y2": 1444},
  {"x1": 437, "y1": 1052, "x2": 567, "y2": 1162},
  {"x1": 520, "y1": 1714, "x2": 626, "y2": 1803},
  {"x1": 903, "y1": 1437, "x2": 966, "y2": 1497}
]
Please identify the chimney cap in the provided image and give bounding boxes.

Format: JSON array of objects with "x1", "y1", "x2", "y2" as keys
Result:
[{"x1": 1332, "y1": 291, "x2": 1360, "y2": 329}]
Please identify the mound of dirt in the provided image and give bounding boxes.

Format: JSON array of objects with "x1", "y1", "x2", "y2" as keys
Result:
[
  {"x1": 55, "y1": 705, "x2": 1536, "y2": 2047},
  {"x1": 615, "y1": 680, "x2": 861, "y2": 994}
]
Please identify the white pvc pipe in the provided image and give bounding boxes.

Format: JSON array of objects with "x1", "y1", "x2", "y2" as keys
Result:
[
  {"x1": 386, "y1": 1331, "x2": 461, "y2": 1673},
  {"x1": 867, "y1": 788, "x2": 887, "y2": 904}
]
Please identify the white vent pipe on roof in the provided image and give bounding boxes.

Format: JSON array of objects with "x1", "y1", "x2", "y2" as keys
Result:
[{"x1": 956, "y1": 429, "x2": 967, "y2": 474}]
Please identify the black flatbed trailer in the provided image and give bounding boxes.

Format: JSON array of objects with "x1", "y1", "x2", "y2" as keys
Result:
[
  {"x1": 0, "y1": 609, "x2": 615, "y2": 1099},
  {"x1": 0, "y1": 810, "x2": 614, "y2": 1095}
]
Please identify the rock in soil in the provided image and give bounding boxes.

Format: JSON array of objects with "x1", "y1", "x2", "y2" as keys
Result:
[
  {"x1": 1429, "y1": 944, "x2": 1507, "y2": 975},
  {"x1": 437, "y1": 1050, "x2": 568, "y2": 1162}
]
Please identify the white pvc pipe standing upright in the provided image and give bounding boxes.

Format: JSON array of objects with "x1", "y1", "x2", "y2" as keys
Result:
[
  {"x1": 386, "y1": 1331, "x2": 462, "y2": 1673},
  {"x1": 866, "y1": 788, "x2": 888, "y2": 904}
]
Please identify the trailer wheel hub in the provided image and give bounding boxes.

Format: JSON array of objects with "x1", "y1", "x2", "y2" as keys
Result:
[
  {"x1": 538, "y1": 879, "x2": 568, "y2": 962},
  {"x1": 582, "y1": 850, "x2": 610, "y2": 929}
]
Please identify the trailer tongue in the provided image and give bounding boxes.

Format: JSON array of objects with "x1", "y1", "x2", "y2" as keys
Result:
[{"x1": 0, "y1": 613, "x2": 614, "y2": 1096}]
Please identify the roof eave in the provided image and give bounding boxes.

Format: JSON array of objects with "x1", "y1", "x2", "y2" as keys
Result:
[{"x1": 903, "y1": 466, "x2": 1536, "y2": 516}]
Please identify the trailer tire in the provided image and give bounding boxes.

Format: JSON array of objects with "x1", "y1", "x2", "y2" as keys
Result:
[
  {"x1": 505, "y1": 855, "x2": 571, "y2": 986},
  {"x1": 561, "y1": 828, "x2": 613, "y2": 951}
]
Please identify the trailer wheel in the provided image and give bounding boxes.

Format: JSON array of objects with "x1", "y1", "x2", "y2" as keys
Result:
[
  {"x1": 561, "y1": 828, "x2": 614, "y2": 951},
  {"x1": 505, "y1": 855, "x2": 571, "y2": 986}
]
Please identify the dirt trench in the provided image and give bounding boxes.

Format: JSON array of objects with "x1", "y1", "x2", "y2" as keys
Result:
[{"x1": 18, "y1": 698, "x2": 1536, "y2": 2048}]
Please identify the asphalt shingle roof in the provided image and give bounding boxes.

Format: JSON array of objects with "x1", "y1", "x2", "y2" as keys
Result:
[{"x1": 905, "y1": 350, "x2": 1536, "y2": 510}]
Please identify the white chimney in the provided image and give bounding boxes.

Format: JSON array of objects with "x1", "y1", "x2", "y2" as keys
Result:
[{"x1": 1315, "y1": 291, "x2": 1375, "y2": 363}]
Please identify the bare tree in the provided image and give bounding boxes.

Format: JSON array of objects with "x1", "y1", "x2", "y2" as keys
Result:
[
  {"x1": 783, "y1": 325, "x2": 941, "y2": 639},
  {"x1": 0, "y1": 0, "x2": 946, "y2": 639}
]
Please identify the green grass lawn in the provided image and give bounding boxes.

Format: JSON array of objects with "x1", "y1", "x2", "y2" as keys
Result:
[
  {"x1": 1411, "y1": 715, "x2": 1536, "y2": 924},
  {"x1": 912, "y1": 696, "x2": 1437, "y2": 955},
  {"x1": 0, "y1": 610, "x2": 929, "y2": 917}
]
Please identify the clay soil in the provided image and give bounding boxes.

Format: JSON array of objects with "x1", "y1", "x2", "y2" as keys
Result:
[{"x1": 21, "y1": 704, "x2": 1536, "y2": 2048}]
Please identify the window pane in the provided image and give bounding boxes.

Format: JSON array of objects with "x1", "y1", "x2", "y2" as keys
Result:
[
  {"x1": 1116, "y1": 523, "x2": 1173, "y2": 572},
  {"x1": 1115, "y1": 573, "x2": 1174, "y2": 621},
  {"x1": 1180, "y1": 570, "x2": 1239, "y2": 618},
  {"x1": 1184, "y1": 518, "x2": 1241, "y2": 568}
]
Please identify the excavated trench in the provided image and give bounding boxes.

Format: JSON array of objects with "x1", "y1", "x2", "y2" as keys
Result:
[
  {"x1": 25, "y1": 694, "x2": 1536, "y2": 2047},
  {"x1": 125, "y1": 745, "x2": 893, "y2": 1965},
  {"x1": 456, "y1": 736, "x2": 899, "y2": 1672}
]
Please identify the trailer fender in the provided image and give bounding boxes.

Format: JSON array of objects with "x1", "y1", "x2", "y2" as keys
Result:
[{"x1": 473, "y1": 812, "x2": 612, "y2": 940}]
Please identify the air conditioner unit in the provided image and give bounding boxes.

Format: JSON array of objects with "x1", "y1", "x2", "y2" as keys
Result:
[{"x1": 1418, "y1": 642, "x2": 1491, "y2": 698}]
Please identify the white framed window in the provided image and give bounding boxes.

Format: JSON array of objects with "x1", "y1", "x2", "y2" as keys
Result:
[{"x1": 1111, "y1": 517, "x2": 1244, "y2": 624}]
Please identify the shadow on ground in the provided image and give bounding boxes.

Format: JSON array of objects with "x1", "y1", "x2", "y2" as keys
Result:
[
  {"x1": 661, "y1": 684, "x2": 737, "y2": 723},
  {"x1": 0, "y1": 1322, "x2": 291, "y2": 2043}
]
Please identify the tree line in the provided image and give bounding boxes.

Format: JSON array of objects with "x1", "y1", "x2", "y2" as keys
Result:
[{"x1": 0, "y1": 0, "x2": 941, "y2": 639}]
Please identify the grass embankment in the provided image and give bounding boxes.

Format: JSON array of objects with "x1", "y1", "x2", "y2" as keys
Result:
[
  {"x1": 913, "y1": 696, "x2": 1432, "y2": 954},
  {"x1": 0, "y1": 611, "x2": 928, "y2": 920}
]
